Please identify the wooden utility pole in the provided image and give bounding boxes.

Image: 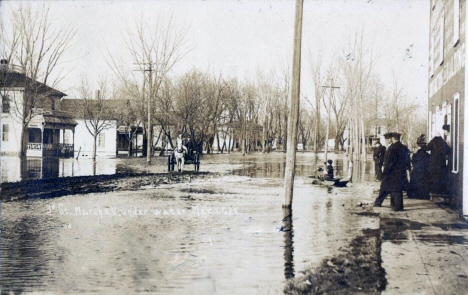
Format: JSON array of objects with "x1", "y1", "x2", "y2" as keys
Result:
[
  {"x1": 322, "y1": 79, "x2": 340, "y2": 163},
  {"x1": 134, "y1": 62, "x2": 155, "y2": 164},
  {"x1": 283, "y1": 0, "x2": 304, "y2": 208},
  {"x1": 147, "y1": 64, "x2": 153, "y2": 163}
]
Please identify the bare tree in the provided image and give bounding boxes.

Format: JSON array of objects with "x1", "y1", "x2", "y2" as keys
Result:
[
  {"x1": 0, "y1": 3, "x2": 75, "y2": 155},
  {"x1": 79, "y1": 78, "x2": 115, "y2": 160},
  {"x1": 276, "y1": 58, "x2": 291, "y2": 152},
  {"x1": 114, "y1": 84, "x2": 142, "y2": 157},
  {"x1": 383, "y1": 75, "x2": 421, "y2": 147},
  {"x1": 308, "y1": 49, "x2": 327, "y2": 153},
  {"x1": 341, "y1": 30, "x2": 377, "y2": 166},
  {"x1": 107, "y1": 13, "x2": 190, "y2": 160}
]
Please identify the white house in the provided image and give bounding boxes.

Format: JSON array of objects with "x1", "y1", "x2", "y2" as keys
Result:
[
  {"x1": 59, "y1": 98, "x2": 118, "y2": 159},
  {"x1": 73, "y1": 119, "x2": 118, "y2": 158},
  {"x1": 1, "y1": 61, "x2": 76, "y2": 157}
]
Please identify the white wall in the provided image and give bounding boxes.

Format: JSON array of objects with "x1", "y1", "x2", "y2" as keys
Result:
[
  {"x1": 74, "y1": 119, "x2": 117, "y2": 158},
  {"x1": 1, "y1": 89, "x2": 25, "y2": 156}
]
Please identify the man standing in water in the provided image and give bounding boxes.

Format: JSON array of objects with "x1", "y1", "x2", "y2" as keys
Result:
[{"x1": 374, "y1": 132, "x2": 408, "y2": 211}]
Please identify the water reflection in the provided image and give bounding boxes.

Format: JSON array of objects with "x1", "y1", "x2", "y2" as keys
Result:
[
  {"x1": 283, "y1": 208, "x2": 295, "y2": 279},
  {"x1": 1, "y1": 157, "x2": 125, "y2": 183},
  {"x1": 231, "y1": 155, "x2": 347, "y2": 179}
]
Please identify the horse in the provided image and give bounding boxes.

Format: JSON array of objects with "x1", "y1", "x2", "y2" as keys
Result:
[{"x1": 173, "y1": 135, "x2": 188, "y2": 172}]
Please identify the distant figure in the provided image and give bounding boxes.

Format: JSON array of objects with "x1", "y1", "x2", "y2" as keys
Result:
[
  {"x1": 407, "y1": 134, "x2": 430, "y2": 200},
  {"x1": 442, "y1": 124, "x2": 451, "y2": 148},
  {"x1": 374, "y1": 132, "x2": 408, "y2": 211},
  {"x1": 186, "y1": 138, "x2": 194, "y2": 155},
  {"x1": 427, "y1": 129, "x2": 451, "y2": 194},
  {"x1": 325, "y1": 160, "x2": 334, "y2": 181},
  {"x1": 373, "y1": 141, "x2": 386, "y2": 181}
]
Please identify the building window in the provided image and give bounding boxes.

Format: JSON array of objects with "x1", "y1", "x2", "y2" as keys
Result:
[
  {"x1": 98, "y1": 133, "x2": 105, "y2": 148},
  {"x1": 2, "y1": 124, "x2": 9, "y2": 142},
  {"x1": 452, "y1": 93, "x2": 460, "y2": 173},
  {"x1": 64, "y1": 130, "x2": 71, "y2": 144},
  {"x1": 454, "y1": 0, "x2": 460, "y2": 46},
  {"x1": 2, "y1": 95, "x2": 10, "y2": 113}
]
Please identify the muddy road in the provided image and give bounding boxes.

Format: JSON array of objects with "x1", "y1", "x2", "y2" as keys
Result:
[{"x1": 1, "y1": 152, "x2": 380, "y2": 294}]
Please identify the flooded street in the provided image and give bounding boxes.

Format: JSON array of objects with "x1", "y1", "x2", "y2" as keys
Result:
[{"x1": 1, "y1": 152, "x2": 378, "y2": 294}]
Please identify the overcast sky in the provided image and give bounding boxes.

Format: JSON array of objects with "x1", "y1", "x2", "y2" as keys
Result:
[{"x1": 0, "y1": 0, "x2": 429, "y2": 108}]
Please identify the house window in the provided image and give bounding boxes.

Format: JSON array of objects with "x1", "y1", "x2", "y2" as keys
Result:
[
  {"x1": 452, "y1": 93, "x2": 460, "y2": 173},
  {"x1": 98, "y1": 133, "x2": 105, "y2": 148},
  {"x1": 2, "y1": 95, "x2": 10, "y2": 113},
  {"x1": 64, "y1": 130, "x2": 71, "y2": 144},
  {"x1": 2, "y1": 124, "x2": 9, "y2": 142},
  {"x1": 454, "y1": 0, "x2": 460, "y2": 46}
]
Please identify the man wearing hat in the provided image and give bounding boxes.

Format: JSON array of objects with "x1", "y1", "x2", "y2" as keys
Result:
[
  {"x1": 442, "y1": 124, "x2": 451, "y2": 148},
  {"x1": 373, "y1": 140, "x2": 386, "y2": 181},
  {"x1": 374, "y1": 132, "x2": 409, "y2": 211}
]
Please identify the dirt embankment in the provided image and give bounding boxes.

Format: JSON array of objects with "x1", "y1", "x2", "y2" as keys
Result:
[
  {"x1": 1, "y1": 171, "x2": 212, "y2": 202},
  {"x1": 284, "y1": 228, "x2": 386, "y2": 295}
]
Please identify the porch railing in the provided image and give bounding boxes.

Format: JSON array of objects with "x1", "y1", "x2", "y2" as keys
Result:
[
  {"x1": 29, "y1": 143, "x2": 74, "y2": 157},
  {"x1": 28, "y1": 143, "x2": 42, "y2": 150},
  {"x1": 43, "y1": 143, "x2": 73, "y2": 151}
]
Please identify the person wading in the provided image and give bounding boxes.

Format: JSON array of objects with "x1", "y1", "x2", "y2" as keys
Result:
[{"x1": 374, "y1": 132, "x2": 409, "y2": 211}]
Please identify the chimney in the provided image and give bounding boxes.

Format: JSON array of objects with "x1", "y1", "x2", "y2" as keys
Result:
[{"x1": 95, "y1": 90, "x2": 100, "y2": 100}]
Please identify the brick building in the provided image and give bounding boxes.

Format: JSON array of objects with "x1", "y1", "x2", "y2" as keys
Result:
[{"x1": 428, "y1": 0, "x2": 468, "y2": 215}]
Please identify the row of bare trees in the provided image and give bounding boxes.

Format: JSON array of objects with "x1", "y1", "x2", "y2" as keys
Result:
[
  {"x1": 306, "y1": 32, "x2": 426, "y2": 161},
  {"x1": 1, "y1": 3, "x2": 426, "y2": 158},
  {"x1": 109, "y1": 68, "x2": 292, "y2": 156}
]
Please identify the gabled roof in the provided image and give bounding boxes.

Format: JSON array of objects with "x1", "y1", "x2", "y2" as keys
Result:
[
  {"x1": 0, "y1": 71, "x2": 67, "y2": 97},
  {"x1": 59, "y1": 98, "x2": 118, "y2": 121}
]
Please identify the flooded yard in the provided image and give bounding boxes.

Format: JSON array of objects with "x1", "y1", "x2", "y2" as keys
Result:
[{"x1": 1, "y1": 152, "x2": 378, "y2": 294}]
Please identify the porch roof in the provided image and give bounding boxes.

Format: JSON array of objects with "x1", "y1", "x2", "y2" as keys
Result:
[
  {"x1": 43, "y1": 114, "x2": 77, "y2": 127},
  {"x1": 117, "y1": 125, "x2": 143, "y2": 133}
]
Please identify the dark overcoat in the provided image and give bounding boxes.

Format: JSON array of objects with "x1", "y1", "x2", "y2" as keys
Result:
[
  {"x1": 426, "y1": 136, "x2": 450, "y2": 194},
  {"x1": 381, "y1": 141, "x2": 409, "y2": 192},
  {"x1": 408, "y1": 148, "x2": 430, "y2": 199},
  {"x1": 373, "y1": 145, "x2": 386, "y2": 165}
]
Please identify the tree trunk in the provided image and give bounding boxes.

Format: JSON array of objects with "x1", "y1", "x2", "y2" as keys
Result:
[
  {"x1": 20, "y1": 126, "x2": 27, "y2": 156},
  {"x1": 127, "y1": 134, "x2": 132, "y2": 157},
  {"x1": 361, "y1": 120, "x2": 366, "y2": 163},
  {"x1": 92, "y1": 134, "x2": 98, "y2": 160}
]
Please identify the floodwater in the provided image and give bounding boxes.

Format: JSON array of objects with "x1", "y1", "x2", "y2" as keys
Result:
[
  {"x1": 1, "y1": 152, "x2": 378, "y2": 294},
  {"x1": 1, "y1": 152, "x2": 373, "y2": 183}
]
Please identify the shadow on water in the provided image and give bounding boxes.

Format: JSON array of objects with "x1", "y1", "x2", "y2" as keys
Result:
[{"x1": 282, "y1": 208, "x2": 295, "y2": 279}]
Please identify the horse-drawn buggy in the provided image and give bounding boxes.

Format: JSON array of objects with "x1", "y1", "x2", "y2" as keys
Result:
[{"x1": 167, "y1": 135, "x2": 201, "y2": 172}]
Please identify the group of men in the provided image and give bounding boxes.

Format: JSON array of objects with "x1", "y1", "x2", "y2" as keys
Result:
[
  {"x1": 373, "y1": 132, "x2": 411, "y2": 211},
  {"x1": 372, "y1": 126, "x2": 452, "y2": 211}
]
